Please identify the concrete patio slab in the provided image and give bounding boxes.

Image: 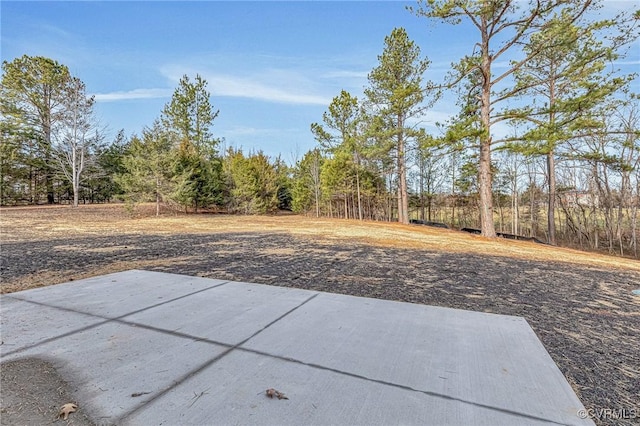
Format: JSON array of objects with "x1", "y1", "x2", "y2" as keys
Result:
[
  {"x1": 1, "y1": 297, "x2": 105, "y2": 351},
  {"x1": 0, "y1": 270, "x2": 592, "y2": 425},
  {"x1": 127, "y1": 349, "x2": 551, "y2": 426},
  {"x1": 243, "y1": 292, "x2": 579, "y2": 421},
  {"x1": 4, "y1": 269, "x2": 229, "y2": 318},
  {"x1": 127, "y1": 280, "x2": 316, "y2": 345}
]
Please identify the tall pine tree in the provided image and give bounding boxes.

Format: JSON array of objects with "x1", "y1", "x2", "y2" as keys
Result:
[
  {"x1": 117, "y1": 121, "x2": 175, "y2": 216},
  {"x1": 508, "y1": 10, "x2": 636, "y2": 244},
  {"x1": 1, "y1": 55, "x2": 72, "y2": 203},
  {"x1": 161, "y1": 74, "x2": 222, "y2": 212},
  {"x1": 365, "y1": 27, "x2": 435, "y2": 224},
  {"x1": 411, "y1": 0, "x2": 594, "y2": 236}
]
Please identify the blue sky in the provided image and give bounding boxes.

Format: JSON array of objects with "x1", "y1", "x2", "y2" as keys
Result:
[{"x1": 2, "y1": 1, "x2": 638, "y2": 162}]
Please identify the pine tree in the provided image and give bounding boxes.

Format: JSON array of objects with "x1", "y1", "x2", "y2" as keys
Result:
[
  {"x1": 411, "y1": 0, "x2": 595, "y2": 236},
  {"x1": 224, "y1": 149, "x2": 279, "y2": 214},
  {"x1": 93, "y1": 130, "x2": 130, "y2": 202},
  {"x1": 161, "y1": 74, "x2": 222, "y2": 211},
  {"x1": 311, "y1": 90, "x2": 366, "y2": 219},
  {"x1": 365, "y1": 27, "x2": 435, "y2": 224},
  {"x1": 117, "y1": 121, "x2": 175, "y2": 216},
  {"x1": 508, "y1": 10, "x2": 636, "y2": 244},
  {"x1": 1, "y1": 55, "x2": 72, "y2": 203}
]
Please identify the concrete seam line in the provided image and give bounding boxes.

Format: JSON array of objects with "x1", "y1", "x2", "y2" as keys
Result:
[
  {"x1": 109, "y1": 319, "x2": 234, "y2": 349},
  {"x1": 116, "y1": 292, "x2": 319, "y2": 423},
  {"x1": 0, "y1": 281, "x2": 231, "y2": 358},
  {"x1": 238, "y1": 347, "x2": 573, "y2": 426}
]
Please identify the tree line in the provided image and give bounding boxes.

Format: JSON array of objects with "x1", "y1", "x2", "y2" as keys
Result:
[
  {"x1": 296, "y1": 1, "x2": 639, "y2": 257},
  {"x1": 0, "y1": 60, "x2": 290, "y2": 216},
  {"x1": 1, "y1": 0, "x2": 639, "y2": 258}
]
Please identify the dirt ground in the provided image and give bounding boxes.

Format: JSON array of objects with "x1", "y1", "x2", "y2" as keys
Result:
[{"x1": 1, "y1": 204, "x2": 639, "y2": 425}]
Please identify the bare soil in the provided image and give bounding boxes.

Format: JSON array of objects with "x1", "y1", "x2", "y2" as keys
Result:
[
  {"x1": 1, "y1": 204, "x2": 639, "y2": 425},
  {"x1": 1, "y1": 358, "x2": 94, "y2": 425}
]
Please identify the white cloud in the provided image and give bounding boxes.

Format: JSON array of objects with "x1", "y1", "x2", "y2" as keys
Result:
[
  {"x1": 321, "y1": 70, "x2": 369, "y2": 79},
  {"x1": 92, "y1": 88, "x2": 172, "y2": 102},
  {"x1": 221, "y1": 125, "x2": 303, "y2": 139},
  {"x1": 206, "y1": 73, "x2": 332, "y2": 105},
  {"x1": 160, "y1": 63, "x2": 334, "y2": 106},
  {"x1": 222, "y1": 126, "x2": 278, "y2": 137},
  {"x1": 222, "y1": 126, "x2": 266, "y2": 137},
  {"x1": 38, "y1": 23, "x2": 75, "y2": 40}
]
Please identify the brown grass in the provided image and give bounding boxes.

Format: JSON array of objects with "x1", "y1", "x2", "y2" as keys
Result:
[{"x1": 2, "y1": 203, "x2": 638, "y2": 274}]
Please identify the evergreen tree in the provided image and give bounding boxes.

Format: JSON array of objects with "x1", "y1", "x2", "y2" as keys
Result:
[
  {"x1": 172, "y1": 138, "x2": 223, "y2": 212},
  {"x1": 365, "y1": 27, "x2": 435, "y2": 224},
  {"x1": 1, "y1": 55, "x2": 72, "y2": 203},
  {"x1": 224, "y1": 149, "x2": 279, "y2": 214},
  {"x1": 161, "y1": 74, "x2": 222, "y2": 211},
  {"x1": 162, "y1": 74, "x2": 219, "y2": 155},
  {"x1": 311, "y1": 90, "x2": 366, "y2": 219},
  {"x1": 320, "y1": 150, "x2": 354, "y2": 218},
  {"x1": 0, "y1": 117, "x2": 29, "y2": 204},
  {"x1": 117, "y1": 121, "x2": 175, "y2": 216},
  {"x1": 273, "y1": 156, "x2": 293, "y2": 211},
  {"x1": 92, "y1": 130, "x2": 130, "y2": 202},
  {"x1": 248, "y1": 152, "x2": 280, "y2": 214},
  {"x1": 411, "y1": 0, "x2": 595, "y2": 236},
  {"x1": 508, "y1": 10, "x2": 636, "y2": 244}
]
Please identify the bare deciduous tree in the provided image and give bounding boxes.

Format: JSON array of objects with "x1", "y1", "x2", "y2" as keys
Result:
[{"x1": 53, "y1": 77, "x2": 102, "y2": 207}]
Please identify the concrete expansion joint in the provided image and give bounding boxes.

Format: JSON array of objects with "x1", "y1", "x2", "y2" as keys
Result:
[
  {"x1": 237, "y1": 347, "x2": 572, "y2": 426},
  {"x1": 116, "y1": 293, "x2": 319, "y2": 423},
  {"x1": 0, "y1": 280, "x2": 231, "y2": 358}
]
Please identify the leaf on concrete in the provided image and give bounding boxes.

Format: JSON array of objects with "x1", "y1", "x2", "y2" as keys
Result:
[
  {"x1": 265, "y1": 388, "x2": 288, "y2": 400},
  {"x1": 58, "y1": 403, "x2": 77, "y2": 420}
]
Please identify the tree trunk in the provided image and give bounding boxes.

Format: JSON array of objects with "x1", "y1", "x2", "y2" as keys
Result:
[
  {"x1": 617, "y1": 173, "x2": 629, "y2": 256},
  {"x1": 632, "y1": 187, "x2": 638, "y2": 258},
  {"x1": 356, "y1": 163, "x2": 363, "y2": 221},
  {"x1": 478, "y1": 138, "x2": 495, "y2": 237},
  {"x1": 156, "y1": 177, "x2": 160, "y2": 217},
  {"x1": 44, "y1": 120, "x2": 55, "y2": 204},
  {"x1": 547, "y1": 151, "x2": 556, "y2": 245},
  {"x1": 311, "y1": 156, "x2": 321, "y2": 218},
  {"x1": 314, "y1": 186, "x2": 320, "y2": 218},
  {"x1": 419, "y1": 152, "x2": 425, "y2": 221},
  {"x1": 397, "y1": 116, "x2": 409, "y2": 224},
  {"x1": 513, "y1": 190, "x2": 520, "y2": 235},
  {"x1": 42, "y1": 85, "x2": 55, "y2": 204},
  {"x1": 478, "y1": 22, "x2": 496, "y2": 237},
  {"x1": 397, "y1": 171, "x2": 403, "y2": 223},
  {"x1": 344, "y1": 193, "x2": 348, "y2": 219}
]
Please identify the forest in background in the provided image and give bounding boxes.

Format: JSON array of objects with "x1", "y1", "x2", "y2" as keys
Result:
[{"x1": 1, "y1": 1, "x2": 639, "y2": 258}]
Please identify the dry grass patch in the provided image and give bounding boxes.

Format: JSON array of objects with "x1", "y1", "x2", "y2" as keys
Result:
[{"x1": 2, "y1": 204, "x2": 637, "y2": 273}]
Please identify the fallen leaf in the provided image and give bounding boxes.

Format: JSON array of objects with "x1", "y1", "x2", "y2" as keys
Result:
[
  {"x1": 265, "y1": 388, "x2": 288, "y2": 400},
  {"x1": 58, "y1": 403, "x2": 77, "y2": 420}
]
